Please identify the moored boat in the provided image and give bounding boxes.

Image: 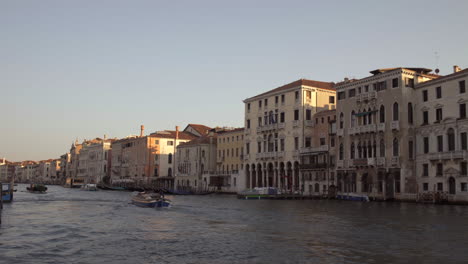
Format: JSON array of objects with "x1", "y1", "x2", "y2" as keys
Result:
[
  {"x1": 336, "y1": 193, "x2": 370, "y2": 202},
  {"x1": 27, "y1": 184, "x2": 48, "y2": 193},
  {"x1": 81, "y1": 184, "x2": 98, "y2": 191},
  {"x1": 1, "y1": 183, "x2": 14, "y2": 202}
]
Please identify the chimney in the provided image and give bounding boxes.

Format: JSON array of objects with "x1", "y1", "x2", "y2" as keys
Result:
[
  {"x1": 175, "y1": 126, "x2": 180, "y2": 140},
  {"x1": 454, "y1": 65, "x2": 462, "y2": 73},
  {"x1": 104, "y1": 134, "x2": 107, "y2": 140},
  {"x1": 140, "y1": 125, "x2": 145, "y2": 137},
  {"x1": 344, "y1": 77, "x2": 349, "y2": 82}
]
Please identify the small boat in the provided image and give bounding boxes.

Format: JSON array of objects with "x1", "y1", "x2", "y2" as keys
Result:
[
  {"x1": 81, "y1": 184, "x2": 98, "y2": 191},
  {"x1": 27, "y1": 184, "x2": 48, "y2": 193},
  {"x1": 131, "y1": 192, "x2": 171, "y2": 208},
  {"x1": 336, "y1": 193, "x2": 370, "y2": 202}
]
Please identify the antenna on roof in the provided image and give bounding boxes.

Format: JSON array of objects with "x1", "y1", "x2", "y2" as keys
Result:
[{"x1": 434, "y1": 51, "x2": 440, "y2": 74}]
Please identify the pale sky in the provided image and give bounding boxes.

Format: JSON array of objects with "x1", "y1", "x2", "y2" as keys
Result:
[{"x1": 1, "y1": 0, "x2": 468, "y2": 161}]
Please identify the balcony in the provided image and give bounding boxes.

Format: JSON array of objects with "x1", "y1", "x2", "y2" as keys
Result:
[
  {"x1": 349, "y1": 127, "x2": 358, "y2": 135},
  {"x1": 256, "y1": 123, "x2": 286, "y2": 133},
  {"x1": 361, "y1": 93, "x2": 369, "y2": 101},
  {"x1": 390, "y1": 157, "x2": 400, "y2": 167},
  {"x1": 292, "y1": 120, "x2": 299, "y2": 128},
  {"x1": 300, "y1": 163, "x2": 328, "y2": 170},
  {"x1": 377, "y1": 123, "x2": 385, "y2": 132},
  {"x1": 368, "y1": 91, "x2": 377, "y2": 99},
  {"x1": 244, "y1": 154, "x2": 250, "y2": 160},
  {"x1": 365, "y1": 124, "x2": 377, "y2": 133},
  {"x1": 337, "y1": 160, "x2": 344, "y2": 168},
  {"x1": 305, "y1": 120, "x2": 314, "y2": 127},
  {"x1": 376, "y1": 157, "x2": 385, "y2": 167},
  {"x1": 391, "y1": 121, "x2": 400, "y2": 131},
  {"x1": 337, "y1": 128, "x2": 344, "y2": 137},
  {"x1": 428, "y1": 150, "x2": 466, "y2": 161},
  {"x1": 299, "y1": 145, "x2": 329, "y2": 154},
  {"x1": 353, "y1": 158, "x2": 368, "y2": 166}
]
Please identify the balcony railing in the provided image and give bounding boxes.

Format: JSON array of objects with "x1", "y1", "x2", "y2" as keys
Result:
[
  {"x1": 337, "y1": 160, "x2": 344, "y2": 168},
  {"x1": 376, "y1": 157, "x2": 385, "y2": 167},
  {"x1": 292, "y1": 120, "x2": 299, "y2": 128},
  {"x1": 305, "y1": 120, "x2": 314, "y2": 127},
  {"x1": 299, "y1": 145, "x2": 329, "y2": 154},
  {"x1": 256, "y1": 123, "x2": 286, "y2": 133},
  {"x1": 353, "y1": 158, "x2": 368, "y2": 166},
  {"x1": 390, "y1": 157, "x2": 400, "y2": 167},
  {"x1": 377, "y1": 123, "x2": 385, "y2": 132},
  {"x1": 337, "y1": 128, "x2": 344, "y2": 137},
  {"x1": 391, "y1": 121, "x2": 399, "y2": 131},
  {"x1": 300, "y1": 163, "x2": 328, "y2": 170},
  {"x1": 428, "y1": 150, "x2": 466, "y2": 161}
]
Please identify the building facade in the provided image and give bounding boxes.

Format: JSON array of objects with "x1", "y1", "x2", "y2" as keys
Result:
[
  {"x1": 243, "y1": 79, "x2": 336, "y2": 192},
  {"x1": 335, "y1": 68, "x2": 437, "y2": 201},
  {"x1": 415, "y1": 66, "x2": 468, "y2": 202},
  {"x1": 299, "y1": 109, "x2": 337, "y2": 196}
]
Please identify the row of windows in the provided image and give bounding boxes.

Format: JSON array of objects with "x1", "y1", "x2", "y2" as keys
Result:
[
  {"x1": 337, "y1": 77, "x2": 411, "y2": 100},
  {"x1": 247, "y1": 92, "x2": 335, "y2": 111},
  {"x1": 218, "y1": 148, "x2": 243, "y2": 158},
  {"x1": 421, "y1": 130, "x2": 467, "y2": 153},
  {"x1": 421, "y1": 162, "x2": 467, "y2": 177},
  {"x1": 338, "y1": 138, "x2": 403, "y2": 160},
  {"x1": 218, "y1": 135, "x2": 244, "y2": 144},
  {"x1": 422, "y1": 80, "x2": 466, "y2": 102},
  {"x1": 422, "y1": 182, "x2": 468, "y2": 192}
]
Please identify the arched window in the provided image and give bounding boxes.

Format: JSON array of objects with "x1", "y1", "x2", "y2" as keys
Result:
[
  {"x1": 393, "y1": 102, "x2": 399, "y2": 121},
  {"x1": 448, "y1": 128, "x2": 455, "y2": 151},
  {"x1": 393, "y1": 138, "x2": 399, "y2": 157},
  {"x1": 373, "y1": 140, "x2": 377, "y2": 157},
  {"x1": 351, "y1": 111, "x2": 356, "y2": 128},
  {"x1": 380, "y1": 139, "x2": 385, "y2": 157},
  {"x1": 363, "y1": 111, "x2": 367, "y2": 125},
  {"x1": 368, "y1": 108, "x2": 372, "y2": 124},
  {"x1": 168, "y1": 168, "x2": 172, "y2": 177},
  {"x1": 367, "y1": 141, "x2": 372, "y2": 158},
  {"x1": 363, "y1": 142, "x2": 367, "y2": 158},
  {"x1": 358, "y1": 142, "x2": 362, "y2": 158},
  {"x1": 408, "y1": 103, "x2": 413, "y2": 124},
  {"x1": 339, "y1": 144, "x2": 344, "y2": 160},
  {"x1": 339, "y1": 113, "x2": 344, "y2": 129},
  {"x1": 168, "y1": 153, "x2": 173, "y2": 164},
  {"x1": 350, "y1": 142, "x2": 355, "y2": 159},
  {"x1": 380, "y1": 105, "x2": 385, "y2": 123},
  {"x1": 269, "y1": 111, "x2": 275, "y2": 124}
]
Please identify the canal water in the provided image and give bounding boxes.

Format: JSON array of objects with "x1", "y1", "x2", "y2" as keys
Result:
[{"x1": 1, "y1": 185, "x2": 467, "y2": 264}]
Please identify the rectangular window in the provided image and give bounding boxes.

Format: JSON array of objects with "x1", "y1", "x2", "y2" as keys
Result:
[
  {"x1": 423, "y1": 90, "x2": 428, "y2": 102},
  {"x1": 258, "y1": 100, "x2": 262, "y2": 108},
  {"x1": 460, "y1": 103, "x2": 466, "y2": 119},
  {"x1": 461, "y1": 162, "x2": 467, "y2": 176},
  {"x1": 437, "y1": 163, "x2": 443, "y2": 176},
  {"x1": 247, "y1": 119, "x2": 250, "y2": 129},
  {"x1": 337, "y1": 91, "x2": 346, "y2": 100},
  {"x1": 275, "y1": 96, "x2": 279, "y2": 104},
  {"x1": 295, "y1": 91, "x2": 299, "y2": 101},
  {"x1": 246, "y1": 143, "x2": 250, "y2": 154},
  {"x1": 365, "y1": 85, "x2": 369, "y2": 92},
  {"x1": 306, "y1": 109, "x2": 311, "y2": 120},
  {"x1": 436, "y1": 108, "x2": 443, "y2": 122},
  {"x1": 461, "y1": 132, "x2": 467, "y2": 150},
  {"x1": 392, "y1": 78, "x2": 399, "y2": 88},
  {"x1": 460, "y1": 80, "x2": 466, "y2": 94},
  {"x1": 436, "y1": 86, "x2": 442, "y2": 99},
  {"x1": 258, "y1": 117, "x2": 262, "y2": 126},
  {"x1": 405, "y1": 78, "x2": 414, "y2": 88},
  {"x1": 408, "y1": 140, "x2": 413, "y2": 159},
  {"x1": 305, "y1": 137, "x2": 311, "y2": 147},
  {"x1": 437, "y1": 135, "x2": 443, "y2": 152},
  {"x1": 167, "y1": 141, "x2": 174, "y2": 146},
  {"x1": 280, "y1": 112, "x2": 285, "y2": 123},
  {"x1": 257, "y1": 142, "x2": 261, "y2": 153},
  {"x1": 423, "y1": 164, "x2": 428, "y2": 177},
  {"x1": 264, "y1": 99, "x2": 268, "y2": 107},
  {"x1": 281, "y1": 94, "x2": 285, "y2": 103},
  {"x1": 437, "y1": 182, "x2": 443, "y2": 191},
  {"x1": 423, "y1": 183, "x2": 429, "y2": 191},
  {"x1": 155, "y1": 140, "x2": 159, "y2": 144},
  {"x1": 294, "y1": 110, "x2": 299, "y2": 121},
  {"x1": 306, "y1": 91, "x2": 312, "y2": 100},
  {"x1": 423, "y1": 111, "x2": 429, "y2": 125},
  {"x1": 329, "y1": 96, "x2": 335, "y2": 104},
  {"x1": 320, "y1": 138, "x2": 326, "y2": 146},
  {"x1": 331, "y1": 137, "x2": 335, "y2": 147},
  {"x1": 348, "y1": 89, "x2": 356, "y2": 98},
  {"x1": 294, "y1": 137, "x2": 299, "y2": 150},
  {"x1": 461, "y1": 183, "x2": 467, "y2": 192},
  {"x1": 424, "y1": 137, "x2": 429, "y2": 154},
  {"x1": 280, "y1": 139, "x2": 285, "y2": 151}
]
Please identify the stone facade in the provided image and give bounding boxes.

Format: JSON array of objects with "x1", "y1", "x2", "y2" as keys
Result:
[
  {"x1": 243, "y1": 79, "x2": 336, "y2": 192},
  {"x1": 415, "y1": 66, "x2": 468, "y2": 202},
  {"x1": 299, "y1": 109, "x2": 337, "y2": 196},
  {"x1": 335, "y1": 68, "x2": 437, "y2": 201}
]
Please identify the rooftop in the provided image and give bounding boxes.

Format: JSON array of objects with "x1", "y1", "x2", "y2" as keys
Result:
[{"x1": 244, "y1": 79, "x2": 335, "y2": 102}]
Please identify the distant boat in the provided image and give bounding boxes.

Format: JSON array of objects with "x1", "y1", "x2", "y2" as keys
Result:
[
  {"x1": 336, "y1": 193, "x2": 370, "y2": 202},
  {"x1": 131, "y1": 192, "x2": 171, "y2": 208},
  {"x1": 81, "y1": 184, "x2": 98, "y2": 191},
  {"x1": 27, "y1": 184, "x2": 48, "y2": 193}
]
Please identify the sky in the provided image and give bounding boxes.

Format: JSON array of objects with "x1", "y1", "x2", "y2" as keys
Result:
[{"x1": 1, "y1": 0, "x2": 468, "y2": 161}]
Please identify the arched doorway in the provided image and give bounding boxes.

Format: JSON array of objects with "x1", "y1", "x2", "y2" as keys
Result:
[
  {"x1": 251, "y1": 164, "x2": 256, "y2": 188},
  {"x1": 385, "y1": 173, "x2": 395, "y2": 200},
  {"x1": 362, "y1": 173, "x2": 369, "y2": 193},
  {"x1": 449, "y1": 177, "x2": 456, "y2": 194},
  {"x1": 294, "y1": 161, "x2": 300, "y2": 191},
  {"x1": 257, "y1": 164, "x2": 263, "y2": 187},
  {"x1": 268, "y1": 163, "x2": 274, "y2": 187},
  {"x1": 245, "y1": 164, "x2": 250, "y2": 189}
]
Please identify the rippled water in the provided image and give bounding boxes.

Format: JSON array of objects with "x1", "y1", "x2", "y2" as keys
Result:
[{"x1": 1, "y1": 185, "x2": 467, "y2": 263}]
